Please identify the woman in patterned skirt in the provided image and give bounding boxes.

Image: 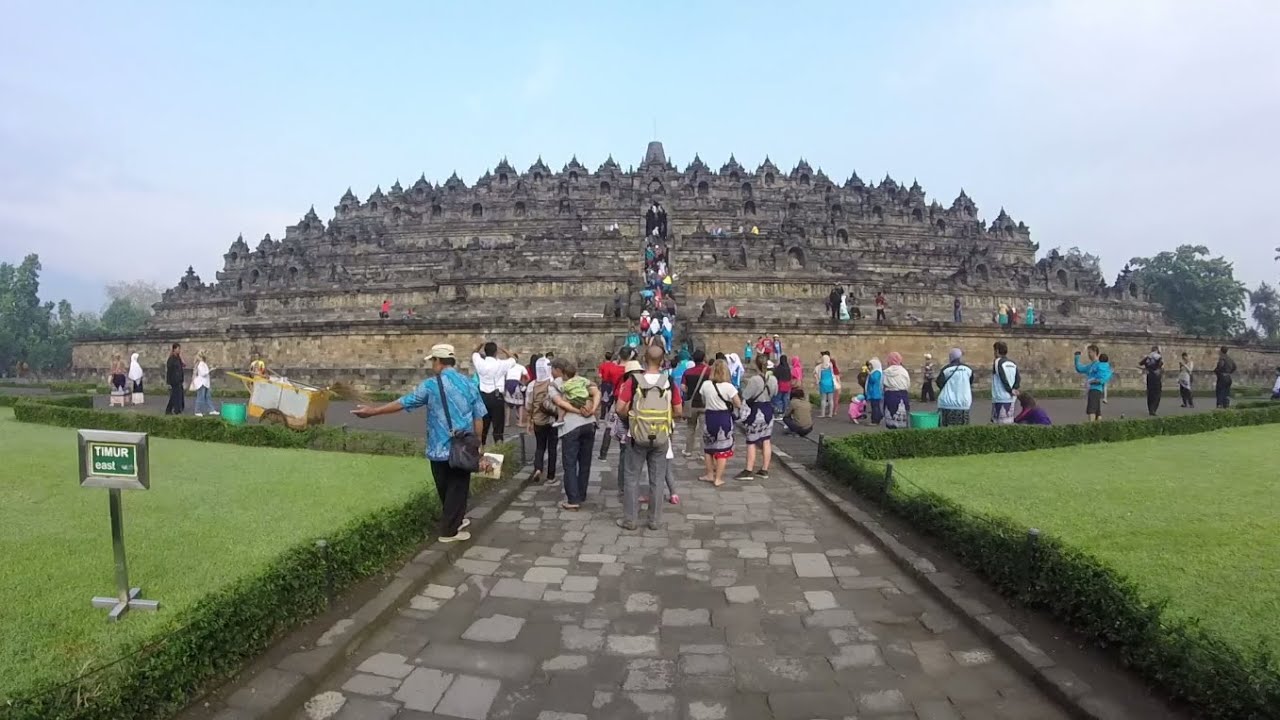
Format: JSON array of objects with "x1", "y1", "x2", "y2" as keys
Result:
[
  {"x1": 699, "y1": 359, "x2": 742, "y2": 488},
  {"x1": 737, "y1": 355, "x2": 779, "y2": 481}
]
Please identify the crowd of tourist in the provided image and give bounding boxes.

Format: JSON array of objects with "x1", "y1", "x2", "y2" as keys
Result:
[{"x1": 820, "y1": 288, "x2": 1055, "y2": 329}]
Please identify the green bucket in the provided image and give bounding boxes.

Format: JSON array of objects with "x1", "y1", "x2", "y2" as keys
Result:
[
  {"x1": 222, "y1": 403, "x2": 247, "y2": 426},
  {"x1": 909, "y1": 411, "x2": 940, "y2": 429}
]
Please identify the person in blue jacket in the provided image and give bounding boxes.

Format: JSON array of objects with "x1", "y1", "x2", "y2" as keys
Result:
[
  {"x1": 864, "y1": 357, "x2": 885, "y2": 424},
  {"x1": 1074, "y1": 344, "x2": 1113, "y2": 422}
]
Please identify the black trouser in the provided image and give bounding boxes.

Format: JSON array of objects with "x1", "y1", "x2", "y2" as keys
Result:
[
  {"x1": 876, "y1": 309, "x2": 886, "y2": 323},
  {"x1": 830, "y1": 302, "x2": 838, "y2": 320},
  {"x1": 1146, "y1": 375, "x2": 1162, "y2": 415},
  {"x1": 166, "y1": 383, "x2": 184, "y2": 415},
  {"x1": 533, "y1": 423, "x2": 558, "y2": 480},
  {"x1": 481, "y1": 391, "x2": 505, "y2": 443},
  {"x1": 429, "y1": 460, "x2": 471, "y2": 537},
  {"x1": 1179, "y1": 385, "x2": 1194, "y2": 408},
  {"x1": 920, "y1": 379, "x2": 936, "y2": 402},
  {"x1": 599, "y1": 430, "x2": 613, "y2": 459},
  {"x1": 560, "y1": 424, "x2": 595, "y2": 505},
  {"x1": 1216, "y1": 376, "x2": 1232, "y2": 408}
]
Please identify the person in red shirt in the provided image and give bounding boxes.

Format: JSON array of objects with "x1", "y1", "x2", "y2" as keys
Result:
[
  {"x1": 597, "y1": 351, "x2": 625, "y2": 418},
  {"x1": 379, "y1": 298, "x2": 391, "y2": 319},
  {"x1": 875, "y1": 291, "x2": 887, "y2": 324},
  {"x1": 679, "y1": 350, "x2": 711, "y2": 457}
]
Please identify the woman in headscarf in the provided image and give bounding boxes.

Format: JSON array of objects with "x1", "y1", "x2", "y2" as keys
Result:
[
  {"x1": 1025, "y1": 302, "x2": 1035, "y2": 326},
  {"x1": 671, "y1": 348, "x2": 692, "y2": 387},
  {"x1": 127, "y1": 352, "x2": 145, "y2": 403},
  {"x1": 737, "y1": 355, "x2": 779, "y2": 481},
  {"x1": 814, "y1": 352, "x2": 838, "y2": 418},
  {"x1": 881, "y1": 352, "x2": 911, "y2": 429},
  {"x1": 660, "y1": 315, "x2": 674, "y2": 352},
  {"x1": 936, "y1": 348, "x2": 975, "y2": 426},
  {"x1": 524, "y1": 357, "x2": 558, "y2": 485},
  {"x1": 790, "y1": 355, "x2": 803, "y2": 390},
  {"x1": 838, "y1": 292, "x2": 851, "y2": 321},
  {"x1": 865, "y1": 358, "x2": 885, "y2": 424},
  {"x1": 726, "y1": 353, "x2": 745, "y2": 389},
  {"x1": 772, "y1": 354, "x2": 793, "y2": 414}
]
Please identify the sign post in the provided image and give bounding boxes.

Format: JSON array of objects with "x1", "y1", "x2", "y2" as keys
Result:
[{"x1": 77, "y1": 429, "x2": 160, "y2": 622}]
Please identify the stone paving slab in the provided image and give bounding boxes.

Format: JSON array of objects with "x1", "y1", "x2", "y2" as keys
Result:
[{"x1": 291, "y1": 428, "x2": 1072, "y2": 720}]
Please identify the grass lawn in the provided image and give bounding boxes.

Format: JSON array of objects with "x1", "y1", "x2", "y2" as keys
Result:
[
  {"x1": 893, "y1": 425, "x2": 1280, "y2": 658},
  {"x1": 0, "y1": 408, "x2": 433, "y2": 703}
]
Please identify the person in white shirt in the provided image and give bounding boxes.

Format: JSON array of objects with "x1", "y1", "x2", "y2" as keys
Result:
[
  {"x1": 699, "y1": 359, "x2": 743, "y2": 487},
  {"x1": 472, "y1": 341, "x2": 517, "y2": 443},
  {"x1": 192, "y1": 351, "x2": 218, "y2": 417}
]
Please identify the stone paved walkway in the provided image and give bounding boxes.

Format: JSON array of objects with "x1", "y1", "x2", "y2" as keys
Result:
[{"x1": 293, "y1": 430, "x2": 1070, "y2": 720}]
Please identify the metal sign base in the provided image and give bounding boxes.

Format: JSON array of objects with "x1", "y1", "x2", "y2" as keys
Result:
[
  {"x1": 91, "y1": 588, "x2": 159, "y2": 622},
  {"x1": 89, "y1": 488, "x2": 161, "y2": 622}
]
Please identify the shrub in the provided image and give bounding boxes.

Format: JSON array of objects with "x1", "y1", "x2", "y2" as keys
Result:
[
  {"x1": 829, "y1": 403, "x2": 1280, "y2": 461},
  {"x1": 2, "y1": 404, "x2": 519, "y2": 719},
  {"x1": 816, "y1": 408, "x2": 1280, "y2": 718},
  {"x1": 0, "y1": 395, "x2": 95, "y2": 409}
]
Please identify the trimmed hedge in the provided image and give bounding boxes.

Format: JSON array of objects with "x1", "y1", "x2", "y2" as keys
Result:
[
  {"x1": 0, "y1": 395, "x2": 95, "y2": 409},
  {"x1": 835, "y1": 403, "x2": 1280, "y2": 461},
  {"x1": 3, "y1": 403, "x2": 521, "y2": 720},
  {"x1": 817, "y1": 407, "x2": 1280, "y2": 719}
]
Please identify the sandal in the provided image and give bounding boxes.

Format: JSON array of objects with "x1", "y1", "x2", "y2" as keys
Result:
[
  {"x1": 560, "y1": 502, "x2": 580, "y2": 511},
  {"x1": 712, "y1": 480, "x2": 725, "y2": 488}
]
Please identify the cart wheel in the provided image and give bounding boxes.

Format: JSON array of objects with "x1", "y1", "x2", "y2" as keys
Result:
[{"x1": 260, "y1": 409, "x2": 287, "y2": 426}]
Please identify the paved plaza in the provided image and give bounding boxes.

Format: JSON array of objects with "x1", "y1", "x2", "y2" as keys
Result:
[{"x1": 288, "y1": 432, "x2": 1070, "y2": 720}]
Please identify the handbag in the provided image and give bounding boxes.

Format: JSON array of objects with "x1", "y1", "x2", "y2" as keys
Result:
[{"x1": 436, "y1": 373, "x2": 481, "y2": 473}]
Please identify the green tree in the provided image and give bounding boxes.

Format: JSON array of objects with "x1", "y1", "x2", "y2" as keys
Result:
[
  {"x1": 1128, "y1": 245, "x2": 1246, "y2": 337},
  {"x1": 1250, "y1": 282, "x2": 1280, "y2": 339},
  {"x1": 99, "y1": 296, "x2": 152, "y2": 335}
]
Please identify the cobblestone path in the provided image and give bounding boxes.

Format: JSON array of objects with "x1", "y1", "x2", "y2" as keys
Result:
[{"x1": 295, "y1": 433, "x2": 1069, "y2": 720}]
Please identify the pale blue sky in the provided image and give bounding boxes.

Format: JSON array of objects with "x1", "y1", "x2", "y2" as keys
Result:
[{"x1": 2, "y1": 0, "x2": 1277, "y2": 313}]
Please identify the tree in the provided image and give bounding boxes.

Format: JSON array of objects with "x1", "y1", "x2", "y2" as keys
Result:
[
  {"x1": 99, "y1": 296, "x2": 152, "y2": 335},
  {"x1": 0, "y1": 254, "x2": 100, "y2": 375},
  {"x1": 1128, "y1": 245, "x2": 1246, "y2": 337},
  {"x1": 105, "y1": 280, "x2": 162, "y2": 314},
  {"x1": 1250, "y1": 282, "x2": 1280, "y2": 339}
]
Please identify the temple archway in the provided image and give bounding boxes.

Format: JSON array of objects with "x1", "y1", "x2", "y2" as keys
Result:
[
  {"x1": 836, "y1": 228, "x2": 849, "y2": 244},
  {"x1": 975, "y1": 264, "x2": 990, "y2": 283},
  {"x1": 471, "y1": 203, "x2": 483, "y2": 218},
  {"x1": 431, "y1": 204, "x2": 442, "y2": 218},
  {"x1": 697, "y1": 181, "x2": 709, "y2": 198},
  {"x1": 743, "y1": 200, "x2": 756, "y2": 216},
  {"x1": 599, "y1": 181, "x2": 610, "y2": 195},
  {"x1": 1056, "y1": 269, "x2": 1069, "y2": 289},
  {"x1": 514, "y1": 201, "x2": 527, "y2": 218},
  {"x1": 911, "y1": 208, "x2": 923, "y2": 222},
  {"x1": 787, "y1": 247, "x2": 806, "y2": 269},
  {"x1": 741, "y1": 182, "x2": 752, "y2": 199},
  {"x1": 872, "y1": 205, "x2": 884, "y2": 221},
  {"x1": 648, "y1": 178, "x2": 664, "y2": 194}
]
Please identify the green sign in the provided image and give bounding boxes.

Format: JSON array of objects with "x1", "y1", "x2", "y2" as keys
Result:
[{"x1": 87, "y1": 442, "x2": 138, "y2": 479}]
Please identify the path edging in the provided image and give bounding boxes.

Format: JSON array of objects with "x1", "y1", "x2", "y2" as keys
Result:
[
  {"x1": 775, "y1": 452, "x2": 1127, "y2": 720},
  {"x1": 212, "y1": 463, "x2": 534, "y2": 720}
]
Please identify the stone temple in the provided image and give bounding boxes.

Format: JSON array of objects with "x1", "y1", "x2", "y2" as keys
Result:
[
  {"x1": 152, "y1": 141, "x2": 1169, "y2": 332},
  {"x1": 75, "y1": 142, "x2": 1276, "y2": 389}
]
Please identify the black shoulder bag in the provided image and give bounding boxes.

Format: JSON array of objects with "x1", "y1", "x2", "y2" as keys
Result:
[{"x1": 437, "y1": 374, "x2": 481, "y2": 472}]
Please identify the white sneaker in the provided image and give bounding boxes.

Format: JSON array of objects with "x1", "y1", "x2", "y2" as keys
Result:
[
  {"x1": 194, "y1": 413, "x2": 204, "y2": 417},
  {"x1": 439, "y1": 531, "x2": 471, "y2": 544},
  {"x1": 210, "y1": 410, "x2": 220, "y2": 416}
]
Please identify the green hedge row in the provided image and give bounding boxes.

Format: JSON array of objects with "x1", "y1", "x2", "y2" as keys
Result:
[
  {"x1": 832, "y1": 403, "x2": 1280, "y2": 461},
  {"x1": 817, "y1": 408, "x2": 1280, "y2": 719},
  {"x1": 0, "y1": 395, "x2": 95, "y2": 409},
  {"x1": 4, "y1": 403, "x2": 521, "y2": 720},
  {"x1": 11, "y1": 402, "x2": 431, "y2": 456},
  {"x1": 806, "y1": 385, "x2": 1265, "y2": 406}
]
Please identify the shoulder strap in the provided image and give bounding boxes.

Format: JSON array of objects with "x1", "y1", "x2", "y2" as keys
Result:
[
  {"x1": 995, "y1": 358, "x2": 1015, "y2": 394},
  {"x1": 436, "y1": 373, "x2": 457, "y2": 434}
]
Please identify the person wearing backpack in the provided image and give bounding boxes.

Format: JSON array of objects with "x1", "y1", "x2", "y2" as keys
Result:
[
  {"x1": 614, "y1": 343, "x2": 683, "y2": 531},
  {"x1": 523, "y1": 357, "x2": 558, "y2": 485},
  {"x1": 1139, "y1": 345, "x2": 1164, "y2": 416},
  {"x1": 991, "y1": 341, "x2": 1021, "y2": 424},
  {"x1": 680, "y1": 350, "x2": 712, "y2": 458}
]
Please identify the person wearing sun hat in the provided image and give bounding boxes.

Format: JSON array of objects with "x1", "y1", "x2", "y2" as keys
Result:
[{"x1": 352, "y1": 343, "x2": 487, "y2": 543}]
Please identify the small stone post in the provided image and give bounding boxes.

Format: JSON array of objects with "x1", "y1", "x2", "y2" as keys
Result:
[
  {"x1": 883, "y1": 462, "x2": 895, "y2": 497},
  {"x1": 316, "y1": 539, "x2": 334, "y2": 605}
]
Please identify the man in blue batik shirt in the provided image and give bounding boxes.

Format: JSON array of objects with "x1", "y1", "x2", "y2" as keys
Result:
[{"x1": 353, "y1": 343, "x2": 486, "y2": 543}]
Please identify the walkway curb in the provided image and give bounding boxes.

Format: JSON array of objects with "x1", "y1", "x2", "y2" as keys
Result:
[
  {"x1": 774, "y1": 451, "x2": 1128, "y2": 720},
  {"x1": 208, "y1": 453, "x2": 535, "y2": 720}
]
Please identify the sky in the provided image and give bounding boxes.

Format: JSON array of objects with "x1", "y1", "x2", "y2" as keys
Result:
[{"x1": 2, "y1": 0, "x2": 1278, "y2": 314}]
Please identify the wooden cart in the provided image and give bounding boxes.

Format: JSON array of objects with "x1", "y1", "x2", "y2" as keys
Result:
[{"x1": 225, "y1": 372, "x2": 331, "y2": 430}]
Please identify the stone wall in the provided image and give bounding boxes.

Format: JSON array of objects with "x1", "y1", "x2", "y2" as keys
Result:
[{"x1": 73, "y1": 319, "x2": 1278, "y2": 393}]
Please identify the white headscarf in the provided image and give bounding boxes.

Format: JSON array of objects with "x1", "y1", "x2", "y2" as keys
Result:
[
  {"x1": 127, "y1": 353, "x2": 143, "y2": 382},
  {"x1": 535, "y1": 357, "x2": 551, "y2": 381},
  {"x1": 869, "y1": 357, "x2": 883, "y2": 372},
  {"x1": 726, "y1": 353, "x2": 744, "y2": 381}
]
